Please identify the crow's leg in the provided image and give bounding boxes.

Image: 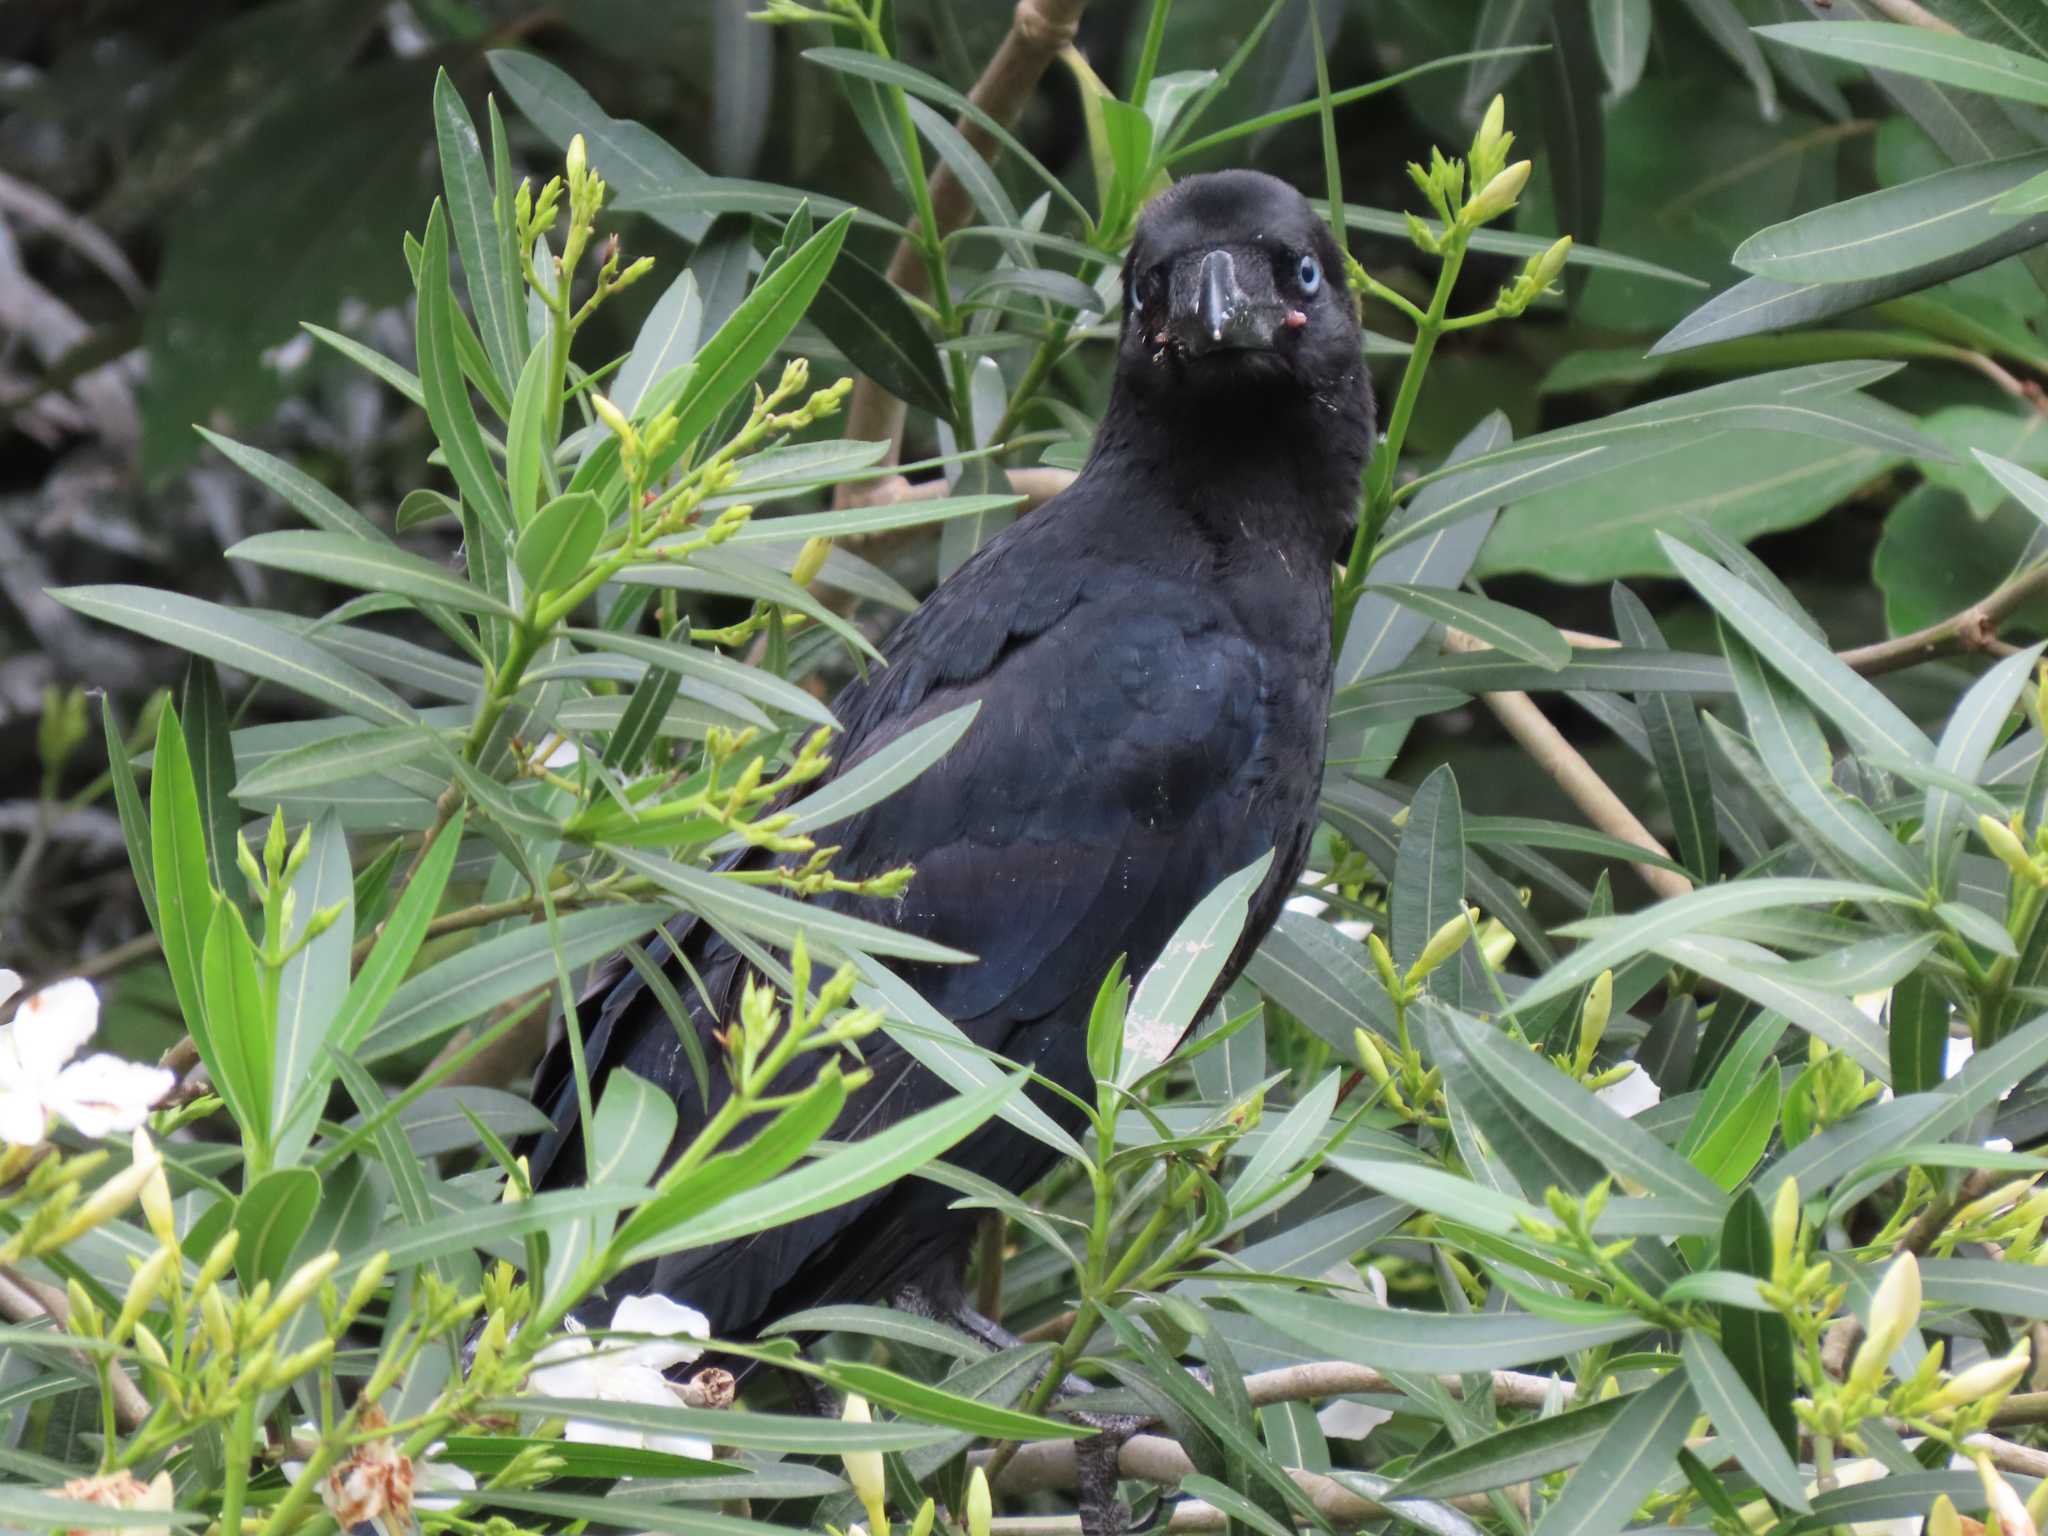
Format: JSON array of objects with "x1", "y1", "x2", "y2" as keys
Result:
[{"x1": 891, "y1": 1285, "x2": 1146, "y2": 1536}]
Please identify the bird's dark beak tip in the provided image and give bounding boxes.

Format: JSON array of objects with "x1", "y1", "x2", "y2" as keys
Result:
[{"x1": 1173, "y1": 248, "x2": 1281, "y2": 358}]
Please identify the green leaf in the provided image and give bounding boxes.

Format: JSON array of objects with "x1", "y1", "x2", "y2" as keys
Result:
[
  {"x1": 233, "y1": 1167, "x2": 321, "y2": 1288},
  {"x1": 1889, "y1": 972, "x2": 1950, "y2": 1095},
  {"x1": 102, "y1": 695, "x2": 157, "y2": 929},
  {"x1": 824, "y1": 1358, "x2": 1094, "y2": 1441},
  {"x1": 234, "y1": 725, "x2": 442, "y2": 800},
  {"x1": 1122, "y1": 852, "x2": 1274, "y2": 1084},
  {"x1": 1530, "y1": 1372, "x2": 1696, "y2": 1536},
  {"x1": 197, "y1": 428, "x2": 383, "y2": 543},
  {"x1": 1510, "y1": 879, "x2": 1923, "y2": 1021},
  {"x1": 726, "y1": 493, "x2": 1023, "y2": 548},
  {"x1": 201, "y1": 896, "x2": 272, "y2": 1150},
  {"x1": 1392, "y1": 765, "x2": 1466, "y2": 1003},
  {"x1": 491, "y1": 1392, "x2": 949, "y2": 1450},
  {"x1": 600, "y1": 666, "x2": 682, "y2": 776},
  {"x1": 55, "y1": 587, "x2": 415, "y2": 727},
  {"x1": 615, "y1": 271, "x2": 703, "y2": 417},
  {"x1": 361, "y1": 904, "x2": 668, "y2": 1062},
  {"x1": 611, "y1": 1067, "x2": 847, "y2": 1257},
  {"x1": 806, "y1": 244, "x2": 952, "y2": 423},
  {"x1": 505, "y1": 342, "x2": 554, "y2": 530},
  {"x1": 230, "y1": 529, "x2": 515, "y2": 620},
  {"x1": 303, "y1": 323, "x2": 425, "y2": 407},
  {"x1": 1686, "y1": 1066, "x2": 1780, "y2": 1192},
  {"x1": 488, "y1": 51, "x2": 709, "y2": 225},
  {"x1": 549, "y1": 1067, "x2": 678, "y2": 1300},
  {"x1": 1735, "y1": 151, "x2": 2048, "y2": 284},
  {"x1": 1613, "y1": 584, "x2": 1719, "y2": 882},
  {"x1": 1395, "y1": 1395, "x2": 1631, "y2": 1497},
  {"x1": 1663, "y1": 535, "x2": 1934, "y2": 763},
  {"x1": 515, "y1": 491, "x2": 606, "y2": 593},
  {"x1": 1719, "y1": 1187, "x2": 1799, "y2": 1457},
  {"x1": 416, "y1": 201, "x2": 514, "y2": 541},
  {"x1": 774, "y1": 702, "x2": 978, "y2": 837},
  {"x1": 434, "y1": 69, "x2": 524, "y2": 393},
  {"x1": 605, "y1": 846, "x2": 970, "y2": 966},
  {"x1": 271, "y1": 812, "x2": 351, "y2": 1166},
  {"x1": 1681, "y1": 1332, "x2": 1811, "y2": 1511},
  {"x1": 568, "y1": 629, "x2": 834, "y2": 730},
  {"x1": 280, "y1": 819, "x2": 464, "y2": 1130},
  {"x1": 1365, "y1": 584, "x2": 1571, "y2": 670},
  {"x1": 1237, "y1": 1286, "x2": 1642, "y2": 1373},
  {"x1": 176, "y1": 658, "x2": 243, "y2": 914},
  {"x1": 1975, "y1": 449, "x2": 2048, "y2": 531},
  {"x1": 1244, "y1": 909, "x2": 1397, "y2": 1053},
  {"x1": 1756, "y1": 22, "x2": 2048, "y2": 110},
  {"x1": 856, "y1": 960, "x2": 1089, "y2": 1163},
  {"x1": 1920, "y1": 1256, "x2": 2048, "y2": 1318},
  {"x1": 763, "y1": 1305, "x2": 985, "y2": 1361},
  {"x1": 0, "y1": 1488, "x2": 201, "y2": 1529},
  {"x1": 150, "y1": 705, "x2": 215, "y2": 1072},
  {"x1": 618, "y1": 1073, "x2": 1026, "y2": 1263},
  {"x1": 669, "y1": 210, "x2": 853, "y2": 452}
]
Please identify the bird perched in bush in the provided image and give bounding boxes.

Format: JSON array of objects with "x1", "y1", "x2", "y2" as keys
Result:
[{"x1": 528, "y1": 163, "x2": 1374, "y2": 1429}]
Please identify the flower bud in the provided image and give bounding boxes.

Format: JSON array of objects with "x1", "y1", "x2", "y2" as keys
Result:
[
  {"x1": 1930, "y1": 1495, "x2": 1962, "y2": 1536},
  {"x1": 255, "y1": 1251, "x2": 339, "y2": 1341},
  {"x1": 1955, "y1": 1176, "x2": 2040, "y2": 1230},
  {"x1": 1367, "y1": 931, "x2": 1401, "y2": 998},
  {"x1": 1407, "y1": 909, "x2": 1471, "y2": 985},
  {"x1": 1577, "y1": 970, "x2": 1614, "y2": 1069},
  {"x1": 839, "y1": 1395, "x2": 888, "y2": 1534},
  {"x1": 592, "y1": 393, "x2": 639, "y2": 458},
  {"x1": 1472, "y1": 95, "x2": 1507, "y2": 172},
  {"x1": 792, "y1": 536, "x2": 831, "y2": 590},
  {"x1": 199, "y1": 1283, "x2": 234, "y2": 1355},
  {"x1": 1976, "y1": 1453, "x2": 2038, "y2": 1536},
  {"x1": 192, "y1": 1229, "x2": 240, "y2": 1302},
  {"x1": 1928, "y1": 1338, "x2": 2031, "y2": 1413},
  {"x1": 1476, "y1": 917, "x2": 1515, "y2": 971},
  {"x1": 1404, "y1": 211, "x2": 1442, "y2": 256},
  {"x1": 52, "y1": 1130, "x2": 162, "y2": 1245},
  {"x1": 1463, "y1": 160, "x2": 1532, "y2": 227},
  {"x1": 139, "y1": 1152, "x2": 177, "y2": 1255},
  {"x1": 132, "y1": 1322, "x2": 170, "y2": 1371},
  {"x1": 965, "y1": 1465, "x2": 992, "y2": 1536},
  {"x1": 1354, "y1": 1029, "x2": 1392, "y2": 1086},
  {"x1": 1770, "y1": 1176, "x2": 1800, "y2": 1276},
  {"x1": 114, "y1": 1246, "x2": 174, "y2": 1344},
  {"x1": 1848, "y1": 1251, "x2": 1921, "y2": 1394},
  {"x1": 907, "y1": 1497, "x2": 936, "y2": 1536},
  {"x1": 566, "y1": 134, "x2": 588, "y2": 193},
  {"x1": 1980, "y1": 814, "x2": 2042, "y2": 885},
  {"x1": 1528, "y1": 236, "x2": 1573, "y2": 294}
]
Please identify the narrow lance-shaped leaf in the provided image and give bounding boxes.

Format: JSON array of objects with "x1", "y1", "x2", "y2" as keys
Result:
[{"x1": 1121, "y1": 851, "x2": 1274, "y2": 1085}]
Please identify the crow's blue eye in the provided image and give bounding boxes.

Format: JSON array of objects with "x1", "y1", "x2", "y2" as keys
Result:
[{"x1": 1297, "y1": 254, "x2": 1322, "y2": 293}]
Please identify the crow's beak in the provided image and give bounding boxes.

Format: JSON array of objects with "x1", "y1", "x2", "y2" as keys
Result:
[{"x1": 1171, "y1": 249, "x2": 1282, "y2": 357}]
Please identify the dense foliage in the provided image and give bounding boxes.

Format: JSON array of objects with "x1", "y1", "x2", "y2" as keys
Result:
[{"x1": 7, "y1": 2, "x2": 2048, "y2": 1535}]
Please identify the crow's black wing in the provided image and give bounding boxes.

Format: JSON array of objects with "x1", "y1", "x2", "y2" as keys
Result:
[{"x1": 529, "y1": 496, "x2": 1312, "y2": 1329}]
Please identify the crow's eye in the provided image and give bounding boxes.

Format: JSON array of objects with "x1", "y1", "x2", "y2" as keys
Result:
[{"x1": 1297, "y1": 253, "x2": 1322, "y2": 294}]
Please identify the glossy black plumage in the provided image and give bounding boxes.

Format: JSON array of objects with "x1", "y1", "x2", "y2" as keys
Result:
[{"x1": 527, "y1": 170, "x2": 1376, "y2": 1336}]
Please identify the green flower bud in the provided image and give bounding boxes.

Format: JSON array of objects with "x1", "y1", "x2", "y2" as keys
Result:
[
  {"x1": 839, "y1": 1394, "x2": 888, "y2": 1535},
  {"x1": 1770, "y1": 1176, "x2": 1799, "y2": 1277},
  {"x1": 114, "y1": 1246, "x2": 174, "y2": 1344},
  {"x1": 965, "y1": 1465, "x2": 992, "y2": 1536},
  {"x1": 1848, "y1": 1251, "x2": 1921, "y2": 1394},
  {"x1": 1926, "y1": 1338, "x2": 2031, "y2": 1414},
  {"x1": 1407, "y1": 909, "x2": 1471, "y2": 985},
  {"x1": 1979, "y1": 814, "x2": 2042, "y2": 885},
  {"x1": 1463, "y1": 160, "x2": 1532, "y2": 228}
]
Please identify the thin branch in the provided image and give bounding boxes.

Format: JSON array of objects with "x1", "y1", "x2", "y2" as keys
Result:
[
  {"x1": 1864, "y1": 0, "x2": 1961, "y2": 32},
  {"x1": 1442, "y1": 629, "x2": 1694, "y2": 901},
  {"x1": 987, "y1": 1430, "x2": 1497, "y2": 1521},
  {"x1": 0, "y1": 1266, "x2": 151, "y2": 1431},
  {"x1": 838, "y1": 0, "x2": 1091, "y2": 502},
  {"x1": 1838, "y1": 562, "x2": 2048, "y2": 677}
]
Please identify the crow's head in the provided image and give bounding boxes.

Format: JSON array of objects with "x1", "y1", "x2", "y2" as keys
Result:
[{"x1": 1119, "y1": 170, "x2": 1365, "y2": 407}]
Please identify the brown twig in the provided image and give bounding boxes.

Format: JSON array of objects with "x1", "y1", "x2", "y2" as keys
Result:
[
  {"x1": 1838, "y1": 563, "x2": 2048, "y2": 677},
  {"x1": 837, "y1": 0, "x2": 1091, "y2": 503},
  {"x1": 1441, "y1": 629, "x2": 1694, "y2": 901},
  {"x1": 0, "y1": 1266, "x2": 151, "y2": 1430},
  {"x1": 1863, "y1": 0, "x2": 1961, "y2": 31}
]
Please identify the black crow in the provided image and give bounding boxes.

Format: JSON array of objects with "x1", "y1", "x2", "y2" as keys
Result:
[{"x1": 528, "y1": 167, "x2": 1374, "y2": 1360}]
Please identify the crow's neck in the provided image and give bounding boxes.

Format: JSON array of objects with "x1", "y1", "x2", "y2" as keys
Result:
[{"x1": 1088, "y1": 367, "x2": 1372, "y2": 565}]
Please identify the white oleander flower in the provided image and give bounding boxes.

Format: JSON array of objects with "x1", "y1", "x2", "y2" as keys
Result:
[
  {"x1": 0, "y1": 972, "x2": 174, "y2": 1146},
  {"x1": 526, "y1": 1294, "x2": 716, "y2": 1460}
]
